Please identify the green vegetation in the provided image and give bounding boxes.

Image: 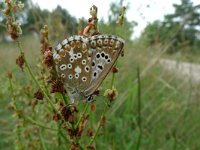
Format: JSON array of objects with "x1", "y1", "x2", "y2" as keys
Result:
[
  {"x1": 141, "y1": 0, "x2": 200, "y2": 54},
  {"x1": 1, "y1": 0, "x2": 200, "y2": 149}
]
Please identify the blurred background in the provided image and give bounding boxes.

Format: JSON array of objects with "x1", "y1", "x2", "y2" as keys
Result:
[{"x1": 0, "y1": 0, "x2": 200, "y2": 149}]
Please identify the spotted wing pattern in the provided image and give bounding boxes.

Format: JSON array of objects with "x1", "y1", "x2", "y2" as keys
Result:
[
  {"x1": 84, "y1": 35, "x2": 124, "y2": 96},
  {"x1": 53, "y1": 35, "x2": 125, "y2": 102}
]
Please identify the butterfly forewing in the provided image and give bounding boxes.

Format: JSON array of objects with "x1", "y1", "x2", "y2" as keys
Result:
[{"x1": 53, "y1": 35, "x2": 124, "y2": 102}]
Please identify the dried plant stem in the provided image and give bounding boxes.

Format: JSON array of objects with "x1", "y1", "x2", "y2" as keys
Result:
[{"x1": 15, "y1": 40, "x2": 71, "y2": 145}]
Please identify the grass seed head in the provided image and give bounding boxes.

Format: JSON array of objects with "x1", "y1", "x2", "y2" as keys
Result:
[{"x1": 16, "y1": 52, "x2": 25, "y2": 71}]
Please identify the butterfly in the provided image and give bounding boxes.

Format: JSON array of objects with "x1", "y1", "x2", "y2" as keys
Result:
[{"x1": 53, "y1": 34, "x2": 125, "y2": 103}]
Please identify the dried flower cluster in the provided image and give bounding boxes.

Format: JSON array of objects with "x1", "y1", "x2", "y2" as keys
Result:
[
  {"x1": 116, "y1": 6, "x2": 126, "y2": 26},
  {"x1": 16, "y1": 52, "x2": 25, "y2": 71},
  {"x1": 104, "y1": 86, "x2": 118, "y2": 102},
  {"x1": 40, "y1": 25, "x2": 66, "y2": 94},
  {"x1": 112, "y1": 66, "x2": 119, "y2": 73},
  {"x1": 33, "y1": 89, "x2": 44, "y2": 100},
  {"x1": 3, "y1": 0, "x2": 24, "y2": 40}
]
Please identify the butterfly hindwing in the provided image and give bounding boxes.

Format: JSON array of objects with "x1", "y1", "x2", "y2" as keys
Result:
[{"x1": 84, "y1": 35, "x2": 124, "y2": 96}]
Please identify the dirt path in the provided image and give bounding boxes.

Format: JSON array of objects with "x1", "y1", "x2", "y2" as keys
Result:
[{"x1": 159, "y1": 59, "x2": 200, "y2": 83}]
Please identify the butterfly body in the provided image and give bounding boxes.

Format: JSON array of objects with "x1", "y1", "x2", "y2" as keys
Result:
[{"x1": 53, "y1": 34, "x2": 125, "y2": 102}]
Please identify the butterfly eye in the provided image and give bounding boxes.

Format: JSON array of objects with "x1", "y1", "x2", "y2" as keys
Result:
[
  {"x1": 68, "y1": 74, "x2": 73, "y2": 79},
  {"x1": 85, "y1": 65, "x2": 90, "y2": 72},
  {"x1": 60, "y1": 64, "x2": 67, "y2": 70},
  {"x1": 77, "y1": 53, "x2": 82, "y2": 58},
  {"x1": 67, "y1": 63, "x2": 72, "y2": 69},
  {"x1": 96, "y1": 53, "x2": 101, "y2": 60},
  {"x1": 82, "y1": 59, "x2": 86, "y2": 65},
  {"x1": 75, "y1": 73, "x2": 79, "y2": 79},
  {"x1": 86, "y1": 95, "x2": 93, "y2": 102},
  {"x1": 90, "y1": 40, "x2": 96, "y2": 48},
  {"x1": 82, "y1": 77, "x2": 87, "y2": 82},
  {"x1": 61, "y1": 73, "x2": 66, "y2": 78}
]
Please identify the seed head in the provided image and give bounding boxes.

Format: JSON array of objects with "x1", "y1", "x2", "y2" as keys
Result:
[
  {"x1": 44, "y1": 50, "x2": 53, "y2": 68},
  {"x1": 86, "y1": 127, "x2": 94, "y2": 137},
  {"x1": 34, "y1": 89, "x2": 44, "y2": 100},
  {"x1": 112, "y1": 66, "x2": 119, "y2": 73},
  {"x1": 70, "y1": 143, "x2": 79, "y2": 150},
  {"x1": 51, "y1": 79, "x2": 65, "y2": 93},
  {"x1": 60, "y1": 104, "x2": 78, "y2": 123},
  {"x1": 104, "y1": 87, "x2": 118, "y2": 102},
  {"x1": 87, "y1": 145, "x2": 95, "y2": 150},
  {"x1": 7, "y1": 72, "x2": 12, "y2": 79},
  {"x1": 100, "y1": 115, "x2": 106, "y2": 127},
  {"x1": 53, "y1": 113, "x2": 61, "y2": 121},
  {"x1": 17, "y1": 1, "x2": 24, "y2": 9},
  {"x1": 40, "y1": 25, "x2": 49, "y2": 44},
  {"x1": 16, "y1": 52, "x2": 25, "y2": 71},
  {"x1": 91, "y1": 104, "x2": 96, "y2": 112},
  {"x1": 6, "y1": 19, "x2": 22, "y2": 40}
]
